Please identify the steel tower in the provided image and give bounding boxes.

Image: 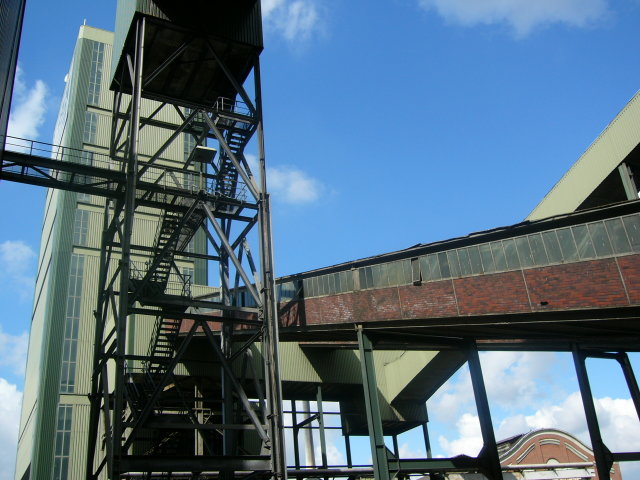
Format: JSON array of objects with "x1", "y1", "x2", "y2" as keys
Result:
[{"x1": 85, "y1": 2, "x2": 286, "y2": 479}]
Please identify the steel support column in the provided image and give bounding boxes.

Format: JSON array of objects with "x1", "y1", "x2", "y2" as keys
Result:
[
  {"x1": 618, "y1": 352, "x2": 640, "y2": 421},
  {"x1": 421, "y1": 405, "x2": 432, "y2": 459},
  {"x1": 114, "y1": 16, "x2": 145, "y2": 477},
  {"x1": 255, "y1": 54, "x2": 287, "y2": 480},
  {"x1": 466, "y1": 341, "x2": 502, "y2": 480},
  {"x1": 316, "y1": 386, "x2": 328, "y2": 470},
  {"x1": 357, "y1": 327, "x2": 390, "y2": 480},
  {"x1": 572, "y1": 346, "x2": 613, "y2": 480}
]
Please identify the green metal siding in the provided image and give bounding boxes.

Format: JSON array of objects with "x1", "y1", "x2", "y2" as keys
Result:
[
  {"x1": 17, "y1": 25, "x2": 205, "y2": 480},
  {"x1": 528, "y1": 91, "x2": 640, "y2": 220}
]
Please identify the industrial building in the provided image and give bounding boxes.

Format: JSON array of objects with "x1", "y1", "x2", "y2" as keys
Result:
[
  {"x1": 12, "y1": 25, "x2": 208, "y2": 480},
  {"x1": 2, "y1": 2, "x2": 640, "y2": 480}
]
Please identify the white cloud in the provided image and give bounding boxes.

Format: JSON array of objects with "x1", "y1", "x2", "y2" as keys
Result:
[
  {"x1": 0, "y1": 378, "x2": 22, "y2": 480},
  {"x1": 262, "y1": 0, "x2": 324, "y2": 44},
  {"x1": 0, "y1": 327, "x2": 28, "y2": 376},
  {"x1": 7, "y1": 66, "x2": 48, "y2": 140},
  {"x1": 438, "y1": 393, "x2": 640, "y2": 468},
  {"x1": 268, "y1": 166, "x2": 322, "y2": 203},
  {"x1": 497, "y1": 392, "x2": 640, "y2": 452},
  {"x1": 429, "y1": 352, "x2": 561, "y2": 422},
  {"x1": 439, "y1": 413, "x2": 483, "y2": 457},
  {"x1": 246, "y1": 155, "x2": 324, "y2": 204},
  {"x1": 399, "y1": 442, "x2": 426, "y2": 458},
  {"x1": 481, "y1": 351, "x2": 558, "y2": 410},
  {"x1": 0, "y1": 240, "x2": 36, "y2": 301},
  {"x1": 417, "y1": 0, "x2": 609, "y2": 37},
  {"x1": 314, "y1": 439, "x2": 346, "y2": 466}
]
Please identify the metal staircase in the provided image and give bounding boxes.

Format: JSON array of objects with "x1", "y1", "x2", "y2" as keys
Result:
[
  {"x1": 130, "y1": 200, "x2": 205, "y2": 301},
  {"x1": 147, "y1": 317, "x2": 182, "y2": 374}
]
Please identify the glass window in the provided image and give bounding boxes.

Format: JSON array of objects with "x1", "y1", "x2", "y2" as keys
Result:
[
  {"x1": 572, "y1": 225, "x2": 596, "y2": 259},
  {"x1": 286, "y1": 281, "x2": 296, "y2": 301},
  {"x1": 312, "y1": 275, "x2": 319, "y2": 297},
  {"x1": 344, "y1": 270, "x2": 354, "y2": 292},
  {"x1": 61, "y1": 254, "x2": 84, "y2": 393},
  {"x1": 491, "y1": 241, "x2": 507, "y2": 271},
  {"x1": 77, "y1": 151, "x2": 93, "y2": 202},
  {"x1": 183, "y1": 170, "x2": 198, "y2": 191},
  {"x1": 83, "y1": 111, "x2": 97, "y2": 144},
  {"x1": 458, "y1": 248, "x2": 473, "y2": 276},
  {"x1": 184, "y1": 133, "x2": 197, "y2": 162},
  {"x1": 438, "y1": 252, "x2": 451, "y2": 278},
  {"x1": 323, "y1": 274, "x2": 331, "y2": 296},
  {"x1": 72, "y1": 209, "x2": 89, "y2": 246},
  {"x1": 365, "y1": 267, "x2": 374, "y2": 289},
  {"x1": 479, "y1": 244, "x2": 495, "y2": 273},
  {"x1": 87, "y1": 41, "x2": 104, "y2": 106},
  {"x1": 399, "y1": 259, "x2": 412, "y2": 284},
  {"x1": 329, "y1": 273, "x2": 337, "y2": 295},
  {"x1": 53, "y1": 404, "x2": 73, "y2": 480},
  {"x1": 419, "y1": 256, "x2": 431, "y2": 282},
  {"x1": 515, "y1": 237, "x2": 534, "y2": 268},
  {"x1": 334, "y1": 272, "x2": 342, "y2": 293},
  {"x1": 503, "y1": 238, "x2": 521, "y2": 269},
  {"x1": 371, "y1": 264, "x2": 382, "y2": 288},
  {"x1": 528, "y1": 233, "x2": 549, "y2": 265},
  {"x1": 379, "y1": 263, "x2": 390, "y2": 287},
  {"x1": 556, "y1": 228, "x2": 579, "y2": 261},
  {"x1": 387, "y1": 261, "x2": 401, "y2": 286},
  {"x1": 427, "y1": 254, "x2": 441, "y2": 280},
  {"x1": 588, "y1": 222, "x2": 613, "y2": 256},
  {"x1": 467, "y1": 246, "x2": 483, "y2": 274},
  {"x1": 605, "y1": 218, "x2": 632, "y2": 254},
  {"x1": 623, "y1": 215, "x2": 640, "y2": 252},
  {"x1": 542, "y1": 231, "x2": 563, "y2": 263},
  {"x1": 182, "y1": 267, "x2": 194, "y2": 281},
  {"x1": 358, "y1": 268, "x2": 366, "y2": 291},
  {"x1": 447, "y1": 250, "x2": 461, "y2": 277},
  {"x1": 302, "y1": 278, "x2": 311, "y2": 298},
  {"x1": 411, "y1": 258, "x2": 421, "y2": 284}
]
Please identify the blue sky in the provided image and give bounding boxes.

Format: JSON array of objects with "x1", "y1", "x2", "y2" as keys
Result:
[{"x1": 2, "y1": 0, "x2": 640, "y2": 478}]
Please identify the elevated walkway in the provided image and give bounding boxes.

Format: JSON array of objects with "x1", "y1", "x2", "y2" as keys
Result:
[{"x1": 272, "y1": 200, "x2": 640, "y2": 350}]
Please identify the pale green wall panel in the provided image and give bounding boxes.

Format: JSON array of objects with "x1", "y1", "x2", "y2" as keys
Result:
[{"x1": 529, "y1": 91, "x2": 640, "y2": 220}]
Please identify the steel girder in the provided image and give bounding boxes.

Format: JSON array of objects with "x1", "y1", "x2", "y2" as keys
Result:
[
  {"x1": 86, "y1": 16, "x2": 285, "y2": 480},
  {"x1": 573, "y1": 347, "x2": 640, "y2": 479}
]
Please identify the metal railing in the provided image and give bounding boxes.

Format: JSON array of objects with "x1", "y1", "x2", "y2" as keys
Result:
[{"x1": 2, "y1": 136, "x2": 250, "y2": 202}]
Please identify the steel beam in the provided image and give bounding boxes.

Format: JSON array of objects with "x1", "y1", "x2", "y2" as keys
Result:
[
  {"x1": 357, "y1": 327, "x2": 390, "y2": 480},
  {"x1": 573, "y1": 346, "x2": 613, "y2": 480},
  {"x1": 466, "y1": 341, "x2": 502, "y2": 480},
  {"x1": 112, "y1": 17, "x2": 146, "y2": 476}
]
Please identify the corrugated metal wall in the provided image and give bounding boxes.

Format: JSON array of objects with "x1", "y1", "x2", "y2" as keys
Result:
[
  {"x1": 19, "y1": 24, "x2": 208, "y2": 480},
  {"x1": 529, "y1": 91, "x2": 640, "y2": 220},
  {"x1": 112, "y1": 0, "x2": 263, "y2": 87}
]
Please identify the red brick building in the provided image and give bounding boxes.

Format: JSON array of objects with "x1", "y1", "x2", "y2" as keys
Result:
[{"x1": 496, "y1": 428, "x2": 622, "y2": 480}]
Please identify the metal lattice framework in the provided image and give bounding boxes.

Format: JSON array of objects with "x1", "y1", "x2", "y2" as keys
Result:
[{"x1": 82, "y1": 15, "x2": 286, "y2": 480}]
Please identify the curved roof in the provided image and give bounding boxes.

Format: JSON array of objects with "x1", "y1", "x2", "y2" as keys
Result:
[{"x1": 499, "y1": 428, "x2": 593, "y2": 465}]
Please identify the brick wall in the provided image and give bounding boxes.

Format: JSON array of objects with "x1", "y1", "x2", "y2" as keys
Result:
[{"x1": 282, "y1": 254, "x2": 640, "y2": 328}]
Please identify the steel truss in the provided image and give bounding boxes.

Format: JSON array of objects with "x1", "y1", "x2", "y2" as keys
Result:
[
  {"x1": 351, "y1": 328, "x2": 640, "y2": 480},
  {"x1": 85, "y1": 16, "x2": 285, "y2": 480}
]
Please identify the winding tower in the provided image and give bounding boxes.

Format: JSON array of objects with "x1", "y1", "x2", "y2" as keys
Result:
[{"x1": 86, "y1": 2, "x2": 286, "y2": 479}]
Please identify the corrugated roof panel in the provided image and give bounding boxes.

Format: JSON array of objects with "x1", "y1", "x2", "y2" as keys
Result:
[{"x1": 528, "y1": 91, "x2": 640, "y2": 220}]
